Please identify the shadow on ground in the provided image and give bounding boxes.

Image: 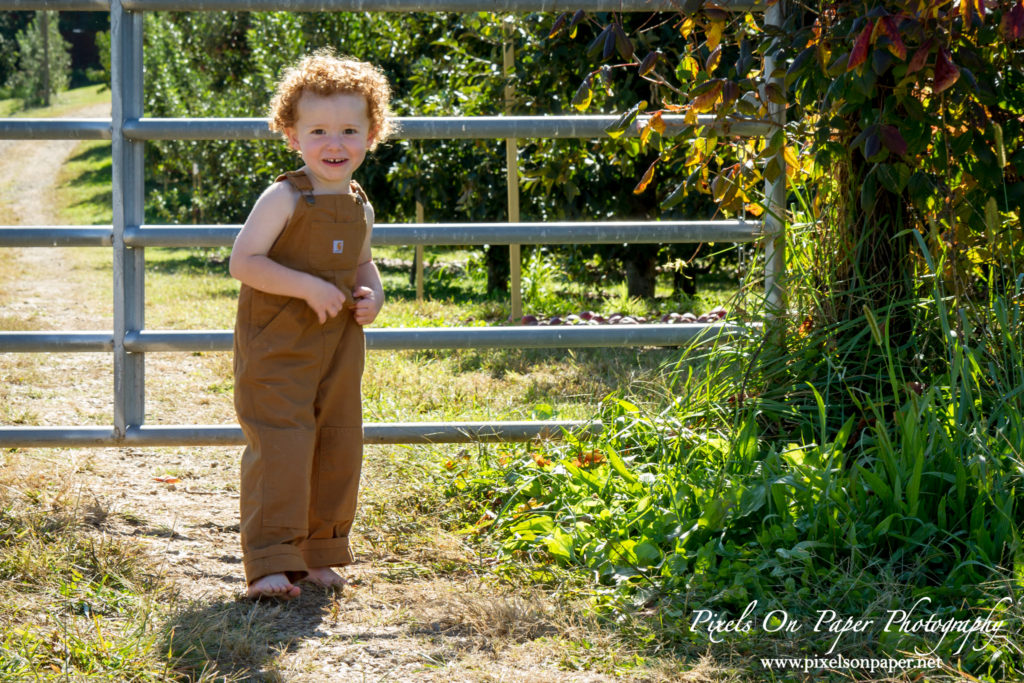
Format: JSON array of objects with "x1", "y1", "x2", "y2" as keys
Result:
[{"x1": 160, "y1": 589, "x2": 334, "y2": 680}]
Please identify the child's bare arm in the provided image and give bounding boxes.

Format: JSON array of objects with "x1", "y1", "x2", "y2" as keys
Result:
[
  {"x1": 352, "y1": 201, "x2": 384, "y2": 326},
  {"x1": 229, "y1": 183, "x2": 347, "y2": 324}
]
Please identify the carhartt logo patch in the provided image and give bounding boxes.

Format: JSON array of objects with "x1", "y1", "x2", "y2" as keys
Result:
[{"x1": 333, "y1": 240, "x2": 344, "y2": 254}]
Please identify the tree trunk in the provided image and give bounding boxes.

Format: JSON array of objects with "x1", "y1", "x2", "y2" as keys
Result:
[
  {"x1": 485, "y1": 244, "x2": 510, "y2": 295},
  {"x1": 623, "y1": 245, "x2": 658, "y2": 299},
  {"x1": 40, "y1": 11, "x2": 51, "y2": 107},
  {"x1": 673, "y1": 265, "x2": 697, "y2": 297}
]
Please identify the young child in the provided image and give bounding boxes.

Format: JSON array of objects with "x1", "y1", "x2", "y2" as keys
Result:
[{"x1": 229, "y1": 51, "x2": 393, "y2": 600}]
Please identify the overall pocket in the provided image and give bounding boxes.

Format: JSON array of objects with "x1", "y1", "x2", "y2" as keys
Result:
[
  {"x1": 308, "y1": 221, "x2": 364, "y2": 271},
  {"x1": 248, "y1": 294, "x2": 302, "y2": 346}
]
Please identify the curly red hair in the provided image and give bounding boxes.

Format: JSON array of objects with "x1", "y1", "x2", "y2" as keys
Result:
[{"x1": 268, "y1": 50, "x2": 395, "y2": 151}]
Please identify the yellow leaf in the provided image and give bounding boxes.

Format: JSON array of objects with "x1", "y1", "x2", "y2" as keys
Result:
[
  {"x1": 650, "y1": 110, "x2": 666, "y2": 135},
  {"x1": 633, "y1": 161, "x2": 657, "y2": 194},
  {"x1": 706, "y1": 45, "x2": 722, "y2": 73},
  {"x1": 680, "y1": 17, "x2": 696, "y2": 39},
  {"x1": 684, "y1": 106, "x2": 699, "y2": 126},
  {"x1": 573, "y1": 92, "x2": 592, "y2": 112},
  {"x1": 680, "y1": 55, "x2": 699, "y2": 80},
  {"x1": 692, "y1": 81, "x2": 723, "y2": 113},
  {"x1": 783, "y1": 145, "x2": 799, "y2": 170},
  {"x1": 706, "y1": 20, "x2": 725, "y2": 52}
]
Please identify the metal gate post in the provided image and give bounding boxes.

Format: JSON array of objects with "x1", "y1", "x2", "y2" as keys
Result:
[
  {"x1": 762, "y1": 0, "x2": 787, "y2": 318},
  {"x1": 111, "y1": 0, "x2": 146, "y2": 437}
]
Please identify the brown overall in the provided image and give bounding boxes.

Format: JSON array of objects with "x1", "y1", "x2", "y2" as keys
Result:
[{"x1": 233, "y1": 170, "x2": 369, "y2": 585}]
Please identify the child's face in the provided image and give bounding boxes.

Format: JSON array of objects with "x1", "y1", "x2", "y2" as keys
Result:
[{"x1": 285, "y1": 91, "x2": 374, "y2": 192}]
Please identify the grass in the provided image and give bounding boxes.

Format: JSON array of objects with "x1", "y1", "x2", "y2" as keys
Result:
[
  {"x1": 441, "y1": 193, "x2": 1024, "y2": 681},
  {"x1": 1, "y1": 85, "x2": 745, "y2": 680},
  {"x1": 16, "y1": 84, "x2": 1024, "y2": 682},
  {"x1": 0, "y1": 83, "x2": 109, "y2": 118},
  {"x1": 0, "y1": 454, "x2": 176, "y2": 680}
]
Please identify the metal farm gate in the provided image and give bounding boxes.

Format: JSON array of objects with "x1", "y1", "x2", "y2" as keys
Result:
[{"x1": 0, "y1": 0, "x2": 785, "y2": 448}]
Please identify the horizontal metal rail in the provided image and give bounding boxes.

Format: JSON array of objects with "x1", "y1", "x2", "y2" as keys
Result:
[
  {"x1": 2, "y1": 115, "x2": 774, "y2": 142},
  {"x1": 0, "y1": 323, "x2": 743, "y2": 353},
  {"x1": 0, "y1": 0, "x2": 764, "y2": 11},
  {"x1": 0, "y1": 227, "x2": 113, "y2": 247},
  {"x1": 0, "y1": 332, "x2": 114, "y2": 353},
  {"x1": 0, "y1": 420, "x2": 603, "y2": 448},
  {"x1": 0, "y1": 0, "x2": 107, "y2": 10},
  {"x1": 122, "y1": 115, "x2": 774, "y2": 141},
  {"x1": 0, "y1": 119, "x2": 112, "y2": 140},
  {"x1": 0, "y1": 220, "x2": 760, "y2": 248}
]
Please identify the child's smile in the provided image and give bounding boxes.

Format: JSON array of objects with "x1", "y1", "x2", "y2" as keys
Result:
[{"x1": 285, "y1": 91, "x2": 373, "y2": 193}]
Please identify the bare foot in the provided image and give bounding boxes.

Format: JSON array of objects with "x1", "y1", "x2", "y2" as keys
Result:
[
  {"x1": 246, "y1": 573, "x2": 301, "y2": 601},
  {"x1": 302, "y1": 566, "x2": 346, "y2": 588}
]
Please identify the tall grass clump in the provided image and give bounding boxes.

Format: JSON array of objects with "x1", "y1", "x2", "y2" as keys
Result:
[
  {"x1": 0, "y1": 468, "x2": 175, "y2": 680},
  {"x1": 448, "y1": 187, "x2": 1024, "y2": 679}
]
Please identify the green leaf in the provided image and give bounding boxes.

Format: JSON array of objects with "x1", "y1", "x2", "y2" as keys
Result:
[
  {"x1": 586, "y1": 25, "x2": 610, "y2": 61},
  {"x1": 786, "y1": 46, "x2": 815, "y2": 84},
  {"x1": 872, "y1": 512, "x2": 901, "y2": 537},
  {"x1": 604, "y1": 445, "x2": 639, "y2": 484},
  {"x1": 698, "y1": 496, "x2": 731, "y2": 531},
  {"x1": 860, "y1": 171, "x2": 877, "y2": 212},
  {"x1": 764, "y1": 82, "x2": 786, "y2": 105},
  {"x1": 511, "y1": 514, "x2": 554, "y2": 540},
  {"x1": 856, "y1": 464, "x2": 892, "y2": 502},
  {"x1": 604, "y1": 100, "x2": 648, "y2": 139},
  {"x1": 571, "y1": 78, "x2": 593, "y2": 112},
  {"x1": 906, "y1": 445, "x2": 924, "y2": 518},
  {"x1": 661, "y1": 181, "x2": 686, "y2": 210},
  {"x1": 544, "y1": 528, "x2": 574, "y2": 561},
  {"x1": 612, "y1": 23, "x2": 633, "y2": 60},
  {"x1": 634, "y1": 541, "x2": 661, "y2": 566}
]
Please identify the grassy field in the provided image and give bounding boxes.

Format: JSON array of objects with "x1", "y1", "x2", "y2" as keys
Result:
[
  {"x1": 1, "y1": 87, "x2": 745, "y2": 681},
  {"x1": 0, "y1": 83, "x2": 109, "y2": 118},
  {"x1": 6, "y1": 85, "x2": 1022, "y2": 682}
]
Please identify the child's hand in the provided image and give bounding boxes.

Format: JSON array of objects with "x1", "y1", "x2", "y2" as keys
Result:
[
  {"x1": 351, "y1": 286, "x2": 382, "y2": 326},
  {"x1": 303, "y1": 278, "x2": 347, "y2": 324}
]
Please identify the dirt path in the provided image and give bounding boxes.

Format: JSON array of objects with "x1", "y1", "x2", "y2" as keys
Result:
[
  {"x1": 0, "y1": 102, "x2": 111, "y2": 330},
  {"x1": 0, "y1": 105, "x2": 645, "y2": 681}
]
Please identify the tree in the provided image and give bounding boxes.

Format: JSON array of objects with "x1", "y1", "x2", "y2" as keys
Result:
[
  {"x1": 0, "y1": 12, "x2": 32, "y2": 93},
  {"x1": 6, "y1": 11, "x2": 72, "y2": 108},
  {"x1": 572, "y1": 2, "x2": 1022, "y2": 332},
  {"x1": 140, "y1": 11, "x2": 738, "y2": 301}
]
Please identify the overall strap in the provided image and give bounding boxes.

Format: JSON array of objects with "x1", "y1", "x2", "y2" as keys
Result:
[{"x1": 276, "y1": 170, "x2": 316, "y2": 205}]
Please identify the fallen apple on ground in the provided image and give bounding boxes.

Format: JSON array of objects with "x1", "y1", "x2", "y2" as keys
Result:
[{"x1": 519, "y1": 307, "x2": 727, "y2": 326}]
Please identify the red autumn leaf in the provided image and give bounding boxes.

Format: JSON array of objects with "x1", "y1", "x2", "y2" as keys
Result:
[
  {"x1": 1001, "y1": 1, "x2": 1024, "y2": 41},
  {"x1": 153, "y1": 475, "x2": 180, "y2": 484},
  {"x1": 878, "y1": 124, "x2": 908, "y2": 155},
  {"x1": 933, "y1": 47, "x2": 960, "y2": 94},
  {"x1": 879, "y1": 17, "x2": 907, "y2": 60},
  {"x1": 847, "y1": 19, "x2": 875, "y2": 71},
  {"x1": 907, "y1": 39, "x2": 932, "y2": 73}
]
